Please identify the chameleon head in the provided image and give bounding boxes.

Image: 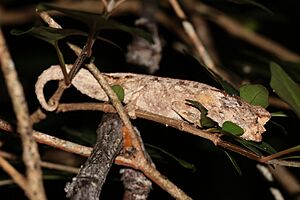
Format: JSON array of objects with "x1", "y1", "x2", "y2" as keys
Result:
[
  {"x1": 239, "y1": 107, "x2": 271, "y2": 142},
  {"x1": 196, "y1": 90, "x2": 271, "y2": 142}
]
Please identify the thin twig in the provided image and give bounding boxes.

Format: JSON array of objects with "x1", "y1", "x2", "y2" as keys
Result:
[
  {"x1": 0, "y1": 156, "x2": 29, "y2": 194},
  {"x1": 0, "y1": 179, "x2": 15, "y2": 186},
  {"x1": 41, "y1": 161, "x2": 79, "y2": 174},
  {"x1": 168, "y1": 0, "x2": 239, "y2": 87},
  {"x1": 106, "y1": 0, "x2": 127, "y2": 14},
  {"x1": 0, "y1": 29, "x2": 46, "y2": 200},
  {"x1": 0, "y1": 150, "x2": 78, "y2": 174}
]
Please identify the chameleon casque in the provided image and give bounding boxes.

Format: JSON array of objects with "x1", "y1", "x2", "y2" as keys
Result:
[{"x1": 35, "y1": 65, "x2": 271, "y2": 142}]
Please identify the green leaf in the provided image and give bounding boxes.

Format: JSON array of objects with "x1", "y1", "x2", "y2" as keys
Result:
[
  {"x1": 222, "y1": 121, "x2": 244, "y2": 136},
  {"x1": 36, "y1": 3, "x2": 153, "y2": 43},
  {"x1": 146, "y1": 144, "x2": 196, "y2": 172},
  {"x1": 231, "y1": 136, "x2": 276, "y2": 155},
  {"x1": 224, "y1": 151, "x2": 242, "y2": 175},
  {"x1": 11, "y1": 26, "x2": 87, "y2": 83},
  {"x1": 239, "y1": 84, "x2": 269, "y2": 108},
  {"x1": 186, "y1": 100, "x2": 218, "y2": 128},
  {"x1": 248, "y1": 141, "x2": 277, "y2": 154},
  {"x1": 235, "y1": 137, "x2": 263, "y2": 155},
  {"x1": 270, "y1": 62, "x2": 300, "y2": 118},
  {"x1": 11, "y1": 26, "x2": 87, "y2": 45},
  {"x1": 112, "y1": 85, "x2": 125, "y2": 102}
]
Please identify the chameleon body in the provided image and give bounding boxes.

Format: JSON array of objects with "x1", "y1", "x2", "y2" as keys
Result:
[{"x1": 35, "y1": 65, "x2": 271, "y2": 142}]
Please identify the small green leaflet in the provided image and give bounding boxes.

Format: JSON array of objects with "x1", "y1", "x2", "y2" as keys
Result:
[
  {"x1": 186, "y1": 100, "x2": 218, "y2": 128},
  {"x1": 222, "y1": 121, "x2": 244, "y2": 136},
  {"x1": 270, "y1": 62, "x2": 300, "y2": 118},
  {"x1": 111, "y1": 85, "x2": 125, "y2": 102},
  {"x1": 229, "y1": 135, "x2": 277, "y2": 156},
  {"x1": 239, "y1": 84, "x2": 269, "y2": 108}
]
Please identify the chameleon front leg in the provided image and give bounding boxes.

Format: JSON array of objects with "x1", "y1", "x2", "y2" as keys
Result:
[{"x1": 171, "y1": 101, "x2": 201, "y2": 127}]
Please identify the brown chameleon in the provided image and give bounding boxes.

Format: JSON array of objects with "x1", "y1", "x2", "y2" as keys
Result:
[{"x1": 35, "y1": 65, "x2": 271, "y2": 142}]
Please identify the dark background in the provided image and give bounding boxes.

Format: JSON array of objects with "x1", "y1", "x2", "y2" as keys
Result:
[{"x1": 1, "y1": 0, "x2": 300, "y2": 199}]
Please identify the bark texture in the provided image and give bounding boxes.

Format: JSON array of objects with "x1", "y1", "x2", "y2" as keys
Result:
[{"x1": 65, "y1": 113, "x2": 123, "y2": 200}]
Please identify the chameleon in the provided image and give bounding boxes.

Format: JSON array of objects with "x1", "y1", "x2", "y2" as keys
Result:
[{"x1": 35, "y1": 64, "x2": 271, "y2": 142}]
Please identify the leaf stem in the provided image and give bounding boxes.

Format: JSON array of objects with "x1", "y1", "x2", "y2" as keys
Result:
[{"x1": 54, "y1": 42, "x2": 70, "y2": 85}]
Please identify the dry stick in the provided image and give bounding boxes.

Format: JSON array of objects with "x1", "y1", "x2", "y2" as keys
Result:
[
  {"x1": 40, "y1": 161, "x2": 79, "y2": 174},
  {"x1": 0, "y1": 156, "x2": 29, "y2": 193},
  {"x1": 191, "y1": 0, "x2": 300, "y2": 63},
  {"x1": 39, "y1": 11, "x2": 62, "y2": 29},
  {"x1": 168, "y1": 0, "x2": 239, "y2": 87},
  {"x1": 0, "y1": 29, "x2": 46, "y2": 200},
  {"x1": 0, "y1": 179, "x2": 15, "y2": 187},
  {"x1": 190, "y1": 13, "x2": 221, "y2": 66}
]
